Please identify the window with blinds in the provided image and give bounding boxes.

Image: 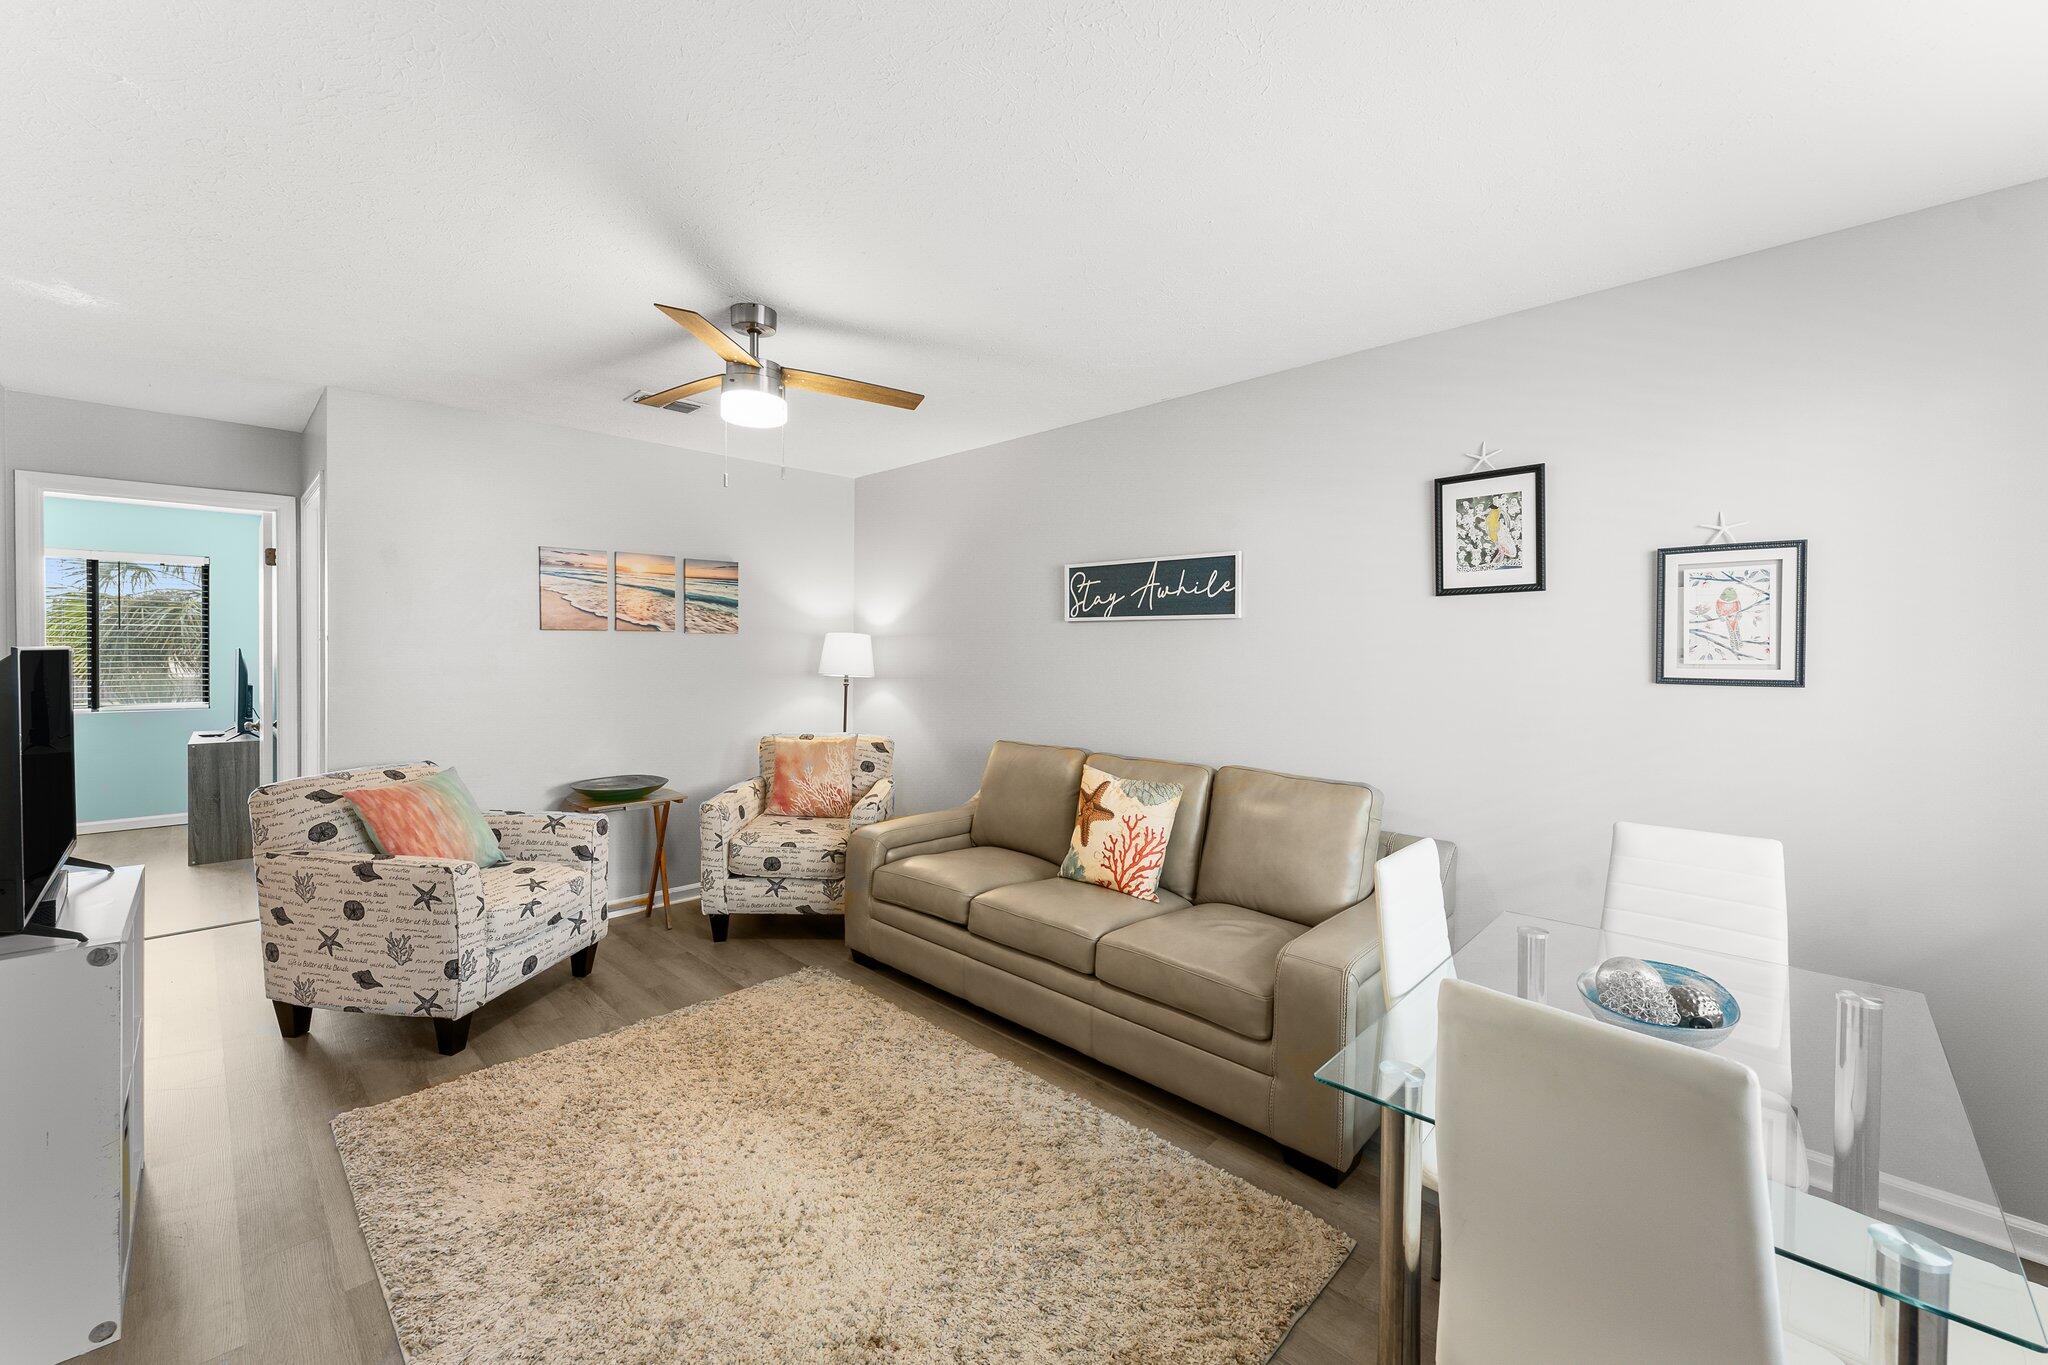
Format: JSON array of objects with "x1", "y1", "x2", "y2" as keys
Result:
[{"x1": 44, "y1": 554, "x2": 212, "y2": 710}]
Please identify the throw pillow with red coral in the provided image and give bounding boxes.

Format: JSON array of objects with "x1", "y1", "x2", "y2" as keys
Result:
[{"x1": 1059, "y1": 765, "x2": 1184, "y2": 902}]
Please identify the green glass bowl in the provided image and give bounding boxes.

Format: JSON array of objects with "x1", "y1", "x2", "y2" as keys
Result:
[{"x1": 569, "y1": 774, "x2": 666, "y2": 803}]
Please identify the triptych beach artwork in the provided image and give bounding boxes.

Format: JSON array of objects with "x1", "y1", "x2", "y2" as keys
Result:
[{"x1": 537, "y1": 548, "x2": 739, "y2": 634}]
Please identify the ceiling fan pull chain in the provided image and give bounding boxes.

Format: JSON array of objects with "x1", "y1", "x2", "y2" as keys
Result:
[{"x1": 721, "y1": 418, "x2": 730, "y2": 489}]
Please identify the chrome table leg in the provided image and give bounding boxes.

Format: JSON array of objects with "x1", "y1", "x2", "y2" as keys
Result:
[
  {"x1": 1834, "y1": 990, "x2": 1885, "y2": 1215},
  {"x1": 1377, "y1": 1062, "x2": 1426, "y2": 1365},
  {"x1": 1517, "y1": 925, "x2": 1549, "y2": 1001},
  {"x1": 1869, "y1": 1223, "x2": 1952, "y2": 1365}
]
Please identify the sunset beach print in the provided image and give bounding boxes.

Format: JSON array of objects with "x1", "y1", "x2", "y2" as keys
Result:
[
  {"x1": 539, "y1": 547, "x2": 610, "y2": 630},
  {"x1": 683, "y1": 559, "x2": 739, "y2": 634},
  {"x1": 614, "y1": 552, "x2": 677, "y2": 632}
]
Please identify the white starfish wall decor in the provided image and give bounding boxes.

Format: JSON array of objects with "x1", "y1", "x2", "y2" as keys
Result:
[{"x1": 1697, "y1": 511, "x2": 1750, "y2": 544}]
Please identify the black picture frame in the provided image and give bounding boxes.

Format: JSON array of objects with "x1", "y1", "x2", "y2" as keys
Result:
[
  {"x1": 1434, "y1": 463, "x2": 1546, "y2": 596},
  {"x1": 1653, "y1": 539, "x2": 1807, "y2": 687}
]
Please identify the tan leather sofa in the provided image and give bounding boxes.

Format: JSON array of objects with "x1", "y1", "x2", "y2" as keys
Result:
[{"x1": 847, "y1": 740, "x2": 1456, "y2": 1180}]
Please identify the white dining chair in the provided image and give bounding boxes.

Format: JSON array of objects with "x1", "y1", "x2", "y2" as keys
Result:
[
  {"x1": 1432, "y1": 977, "x2": 1844, "y2": 1364},
  {"x1": 1602, "y1": 819, "x2": 1810, "y2": 1191},
  {"x1": 1602, "y1": 819, "x2": 1788, "y2": 962},
  {"x1": 1374, "y1": 837, "x2": 1450, "y2": 1275},
  {"x1": 1379, "y1": 837, "x2": 1454, "y2": 999}
]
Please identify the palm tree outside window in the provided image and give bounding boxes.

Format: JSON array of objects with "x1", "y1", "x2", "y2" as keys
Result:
[{"x1": 43, "y1": 553, "x2": 211, "y2": 710}]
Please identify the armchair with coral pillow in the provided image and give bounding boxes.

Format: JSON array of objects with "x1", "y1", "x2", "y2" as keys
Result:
[
  {"x1": 698, "y1": 734, "x2": 894, "y2": 941},
  {"x1": 248, "y1": 761, "x2": 610, "y2": 1054}
]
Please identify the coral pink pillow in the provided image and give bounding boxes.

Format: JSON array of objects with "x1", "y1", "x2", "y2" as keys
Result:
[
  {"x1": 764, "y1": 736, "x2": 855, "y2": 818},
  {"x1": 342, "y1": 768, "x2": 506, "y2": 867}
]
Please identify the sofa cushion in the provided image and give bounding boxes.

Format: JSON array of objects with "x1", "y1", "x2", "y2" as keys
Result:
[
  {"x1": 483, "y1": 861, "x2": 594, "y2": 949},
  {"x1": 1194, "y1": 766, "x2": 1382, "y2": 926},
  {"x1": 969, "y1": 740, "x2": 1087, "y2": 864},
  {"x1": 1095, "y1": 903, "x2": 1307, "y2": 1040},
  {"x1": 727, "y1": 814, "x2": 851, "y2": 879},
  {"x1": 719, "y1": 874, "x2": 845, "y2": 915},
  {"x1": 1085, "y1": 754, "x2": 1213, "y2": 900},
  {"x1": 969, "y1": 877, "x2": 1188, "y2": 974},
  {"x1": 871, "y1": 846, "x2": 1057, "y2": 925}
]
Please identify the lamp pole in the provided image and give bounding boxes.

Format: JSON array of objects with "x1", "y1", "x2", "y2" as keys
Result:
[{"x1": 839, "y1": 674, "x2": 851, "y2": 732}]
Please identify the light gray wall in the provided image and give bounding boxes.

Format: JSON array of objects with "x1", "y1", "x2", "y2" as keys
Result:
[
  {"x1": 0, "y1": 389, "x2": 302, "y2": 644},
  {"x1": 854, "y1": 181, "x2": 2048, "y2": 1221},
  {"x1": 317, "y1": 389, "x2": 858, "y2": 901}
]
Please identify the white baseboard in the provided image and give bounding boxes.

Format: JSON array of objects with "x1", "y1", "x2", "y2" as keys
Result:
[
  {"x1": 1804, "y1": 1148, "x2": 2048, "y2": 1267},
  {"x1": 605, "y1": 884, "x2": 703, "y2": 919},
  {"x1": 78, "y1": 813, "x2": 187, "y2": 834},
  {"x1": 2014, "y1": 1215, "x2": 2048, "y2": 1269}
]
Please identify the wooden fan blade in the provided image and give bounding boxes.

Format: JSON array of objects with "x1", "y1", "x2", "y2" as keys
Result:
[
  {"x1": 653, "y1": 305, "x2": 759, "y2": 367},
  {"x1": 634, "y1": 374, "x2": 722, "y2": 408},
  {"x1": 782, "y1": 368, "x2": 924, "y2": 411}
]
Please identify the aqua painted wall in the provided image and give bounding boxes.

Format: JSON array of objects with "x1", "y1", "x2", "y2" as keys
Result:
[{"x1": 42, "y1": 496, "x2": 263, "y2": 824}]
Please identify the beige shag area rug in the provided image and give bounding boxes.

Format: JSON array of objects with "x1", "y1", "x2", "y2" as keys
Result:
[{"x1": 332, "y1": 968, "x2": 1350, "y2": 1364}]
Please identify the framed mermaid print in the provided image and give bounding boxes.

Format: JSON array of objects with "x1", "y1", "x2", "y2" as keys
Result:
[
  {"x1": 1435, "y1": 464, "x2": 1546, "y2": 595},
  {"x1": 1655, "y1": 539, "x2": 1807, "y2": 686}
]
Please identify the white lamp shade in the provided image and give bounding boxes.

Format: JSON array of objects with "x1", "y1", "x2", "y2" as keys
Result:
[{"x1": 818, "y1": 632, "x2": 874, "y2": 678}]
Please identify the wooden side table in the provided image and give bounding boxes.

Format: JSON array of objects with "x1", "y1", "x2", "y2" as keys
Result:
[{"x1": 562, "y1": 788, "x2": 686, "y2": 929}]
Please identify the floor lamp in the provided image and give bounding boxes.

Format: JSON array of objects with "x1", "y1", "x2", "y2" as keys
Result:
[{"x1": 818, "y1": 632, "x2": 873, "y2": 733}]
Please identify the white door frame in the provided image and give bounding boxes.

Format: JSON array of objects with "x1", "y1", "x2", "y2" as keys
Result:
[
  {"x1": 297, "y1": 472, "x2": 324, "y2": 776},
  {"x1": 13, "y1": 470, "x2": 300, "y2": 787}
]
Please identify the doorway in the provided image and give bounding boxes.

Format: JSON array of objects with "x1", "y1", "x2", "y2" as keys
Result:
[{"x1": 13, "y1": 471, "x2": 298, "y2": 936}]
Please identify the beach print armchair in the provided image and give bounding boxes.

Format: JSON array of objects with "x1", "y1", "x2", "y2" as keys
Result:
[
  {"x1": 249, "y1": 761, "x2": 611, "y2": 1055},
  {"x1": 699, "y1": 735, "x2": 893, "y2": 942}
]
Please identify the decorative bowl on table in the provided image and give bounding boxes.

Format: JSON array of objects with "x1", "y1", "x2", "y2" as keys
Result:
[
  {"x1": 568, "y1": 774, "x2": 667, "y2": 803},
  {"x1": 1576, "y1": 958, "x2": 1741, "y2": 1049}
]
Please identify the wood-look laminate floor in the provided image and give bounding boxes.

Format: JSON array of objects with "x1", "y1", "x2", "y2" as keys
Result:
[
  {"x1": 76, "y1": 825, "x2": 257, "y2": 939},
  {"x1": 83, "y1": 902, "x2": 1429, "y2": 1365}
]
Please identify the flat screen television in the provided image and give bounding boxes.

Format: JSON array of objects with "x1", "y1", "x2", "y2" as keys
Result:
[
  {"x1": 0, "y1": 646, "x2": 78, "y2": 933},
  {"x1": 235, "y1": 648, "x2": 257, "y2": 736}
]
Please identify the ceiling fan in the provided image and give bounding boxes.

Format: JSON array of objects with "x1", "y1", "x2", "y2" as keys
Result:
[{"x1": 632, "y1": 302, "x2": 923, "y2": 429}]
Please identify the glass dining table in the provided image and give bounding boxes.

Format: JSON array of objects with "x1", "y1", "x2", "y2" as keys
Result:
[{"x1": 1314, "y1": 911, "x2": 2047, "y2": 1365}]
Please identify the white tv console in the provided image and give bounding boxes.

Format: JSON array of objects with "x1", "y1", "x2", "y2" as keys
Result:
[{"x1": 0, "y1": 866, "x2": 145, "y2": 1364}]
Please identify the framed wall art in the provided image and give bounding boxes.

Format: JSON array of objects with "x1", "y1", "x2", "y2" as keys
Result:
[
  {"x1": 613, "y1": 553, "x2": 677, "y2": 632},
  {"x1": 1435, "y1": 464, "x2": 1545, "y2": 595},
  {"x1": 1654, "y1": 539, "x2": 1806, "y2": 686},
  {"x1": 538, "y1": 547, "x2": 610, "y2": 630},
  {"x1": 683, "y1": 559, "x2": 740, "y2": 633},
  {"x1": 1064, "y1": 552, "x2": 1241, "y2": 621}
]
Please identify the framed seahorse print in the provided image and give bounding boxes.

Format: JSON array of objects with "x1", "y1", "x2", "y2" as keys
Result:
[{"x1": 1435, "y1": 464, "x2": 1546, "y2": 595}]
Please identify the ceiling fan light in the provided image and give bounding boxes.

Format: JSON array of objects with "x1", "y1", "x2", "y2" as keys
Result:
[
  {"x1": 720, "y1": 361, "x2": 788, "y2": 429},
  {"x1": 721, "y1": 388, "x2": 787, "y2": 429}
]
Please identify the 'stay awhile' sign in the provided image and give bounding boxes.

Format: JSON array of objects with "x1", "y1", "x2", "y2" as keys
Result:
[{"x1": 1064, "y1": 553, "x2": 1242, "y2": 621}]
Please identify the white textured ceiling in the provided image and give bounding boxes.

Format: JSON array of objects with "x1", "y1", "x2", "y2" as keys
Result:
[{"x1": 3, "y1": 2, "x2": 2046, "y2": 476}]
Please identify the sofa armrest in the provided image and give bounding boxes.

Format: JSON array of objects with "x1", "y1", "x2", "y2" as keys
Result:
[
  {"x1": 254, "y1": 850, "x2": 488, "y2": 1019},
  {"x1": 850, "y1": 776, "x2": 895, "y2": 830},
  {"x1": 487, "y1": 809, "x2": 612, "y2": 925},
  {"x1": 699, "y1": 777, "x2": 765, "y2": 916},
  {"x1": 1269, "y1": 894, "x2": 1385, "y2": 1168},
  {"x1": 845, "y1": 802, "x2": 976, "y2": 952}
]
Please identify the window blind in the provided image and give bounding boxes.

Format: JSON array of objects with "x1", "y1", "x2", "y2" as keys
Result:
[{"x1": 43, "y1": 554, "x2": 211, "y2": 710}]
